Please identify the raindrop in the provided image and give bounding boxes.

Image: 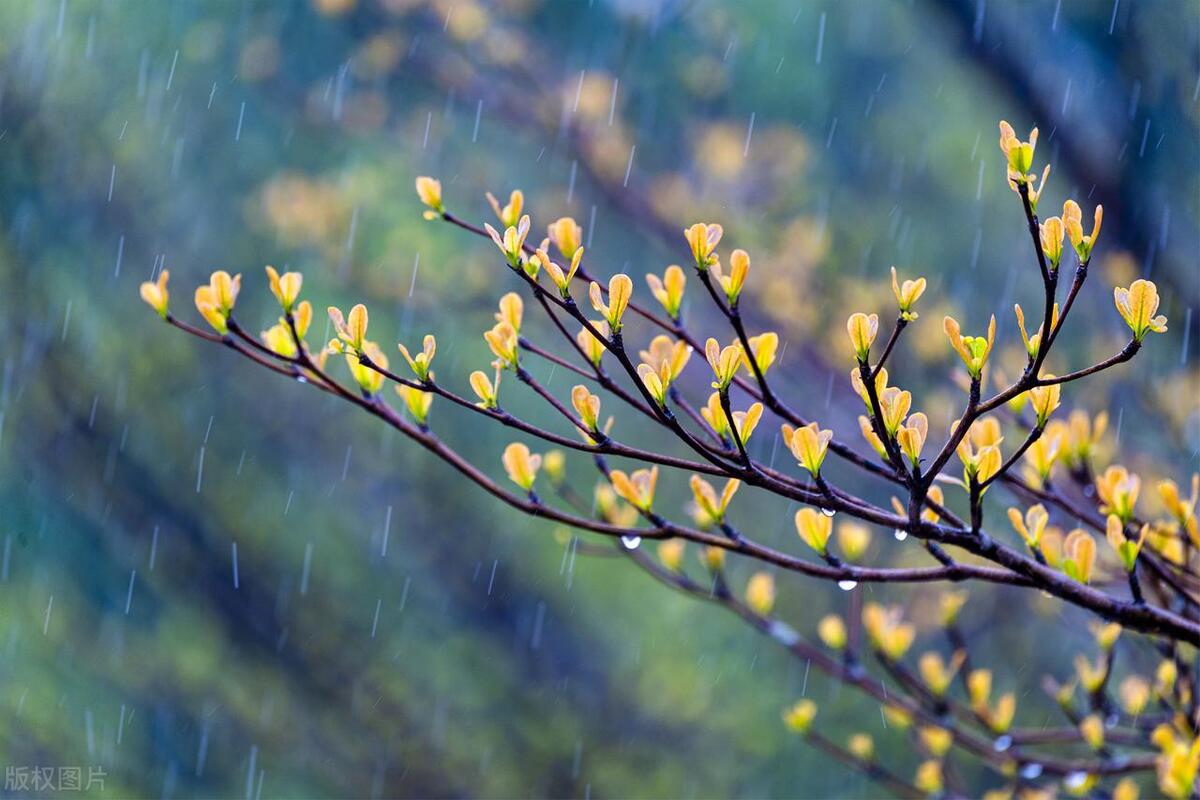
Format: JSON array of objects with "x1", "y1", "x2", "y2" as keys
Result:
[
  {"x1": 837, "y1": 580, "x2": 857, "y2": 591},
  {"x1": 620, "y1": 535, "x2": 642, "y2": 550},
  {"x1": 820, "y1": 507, "x2": 836, "y2": 517},
  {"x1": 992, "y1": 734, "x2": 1012, "y2": 752},
  {"x1": 1018, "y1": 763, "x2": 1042, "y2": 780},
  {"x1": 1064, "y1": 771, "x2": 1088, "y2": 790},
  {"x1": 893, "y1": 529, "x2": 908, "y2": 541}
]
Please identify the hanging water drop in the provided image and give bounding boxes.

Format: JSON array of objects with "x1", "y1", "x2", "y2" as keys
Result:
[
  {"x1": 893, "y1": 529, "x2": 908, "y2": 541},
  {"x1": 1018, "y1": 763, "x2": 1042, "y2": 780},
  {"x1": 992, "y1": 735, "x2": 1012, "y2": 752},
  {"x1": 820, "y1": 507, "x2": 836, "y2": 517},
  {"x1": 837, "y1": 580, "x2": 857, "y2": 591},
  {"x1": 620, "y1": 535, "x2": 641, "y2": 550}
]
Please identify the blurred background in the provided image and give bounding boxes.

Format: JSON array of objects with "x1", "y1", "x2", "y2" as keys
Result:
[{"x1": 0, "y1": 0, "x2": 1196, "y2": 797}]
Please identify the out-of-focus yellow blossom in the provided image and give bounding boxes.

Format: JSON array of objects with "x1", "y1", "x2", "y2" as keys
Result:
[
  {"x1": 939, "y1": 589, "x2": 968, "y2": 626},
  {"x1": 705, "y1": 338, "x2": 744, "y2": 390},
  {"x1": 542, "y1": 452, "x2": 565, "y2": 485},
  {"x1": 571, "y1": 385, "x2": 602, "y2": 433},
  {"x1": 576, "y1": 321, "x2": 608, "y2": 367},
  {"x1": 1039, "y1": 215, "x2": 1065, "y2": 269},
  {"x1": 1096, "y1": 465, "x2": 1141, "y2": 522},
  {"x1": 610, "y1": 467, "x2": 658, "y2": 512},
  {"x1": 1157, "y1": 733, "x2": 1200, "y2": 800},
  {"x1": 846, "y1": 733, "x2": 873, "y2": 761},
  {"x1": 328, "y1": 302, "x2": 367, "y2": 352},
  {"x1": 920, "y1": 725, "x2": 953, "y2": 757},
  {"x1": 919, "y1": 651, "x2": 966, "y2": 696},
  {"x1": 1114, "y1": 279, "x2": 1168, "y2": 340},
  {"x1": 914, "y1": 760, "x2": 943, "y2": 794},
  {"x1": 486, "y1": 189, "x2": 524, "y2": 229},
  {"x1": 711, "y1": 248, "x2": 750, "y2": 305},
  {"x1": 1063, "y1": 199, "x2": 1103, "y2": 262},
  {"x1": 862, "y1": 603, "x2": 915, "y2": 660},
  {"x1": 484, "y1": 321, "x2": 519, "y2": 369},
  {"x1": 744, "y1": 331, "x2": 779, "y2": 375},
  {"x1": 837, "y1": 522, "x2": 871, "y2": 561},
  {"x1": 347, "y1": 341, "x2": 387, "y2": 394},
  {"x1": 484, "y1": 215, "x2": 531, "y2": 267},
  {"x1": 589, "y1": 274, "x2": 634, "y2": 331},
  {"x1": 1112, "y1": 777, "x2": 1139, "y2": 800},
  {"x1": 817, "y1": 614, "x2": 847, "y2": 650},
  {"x1": 415, "y1": 176, "x2": 443, "y2": 218},
  {"x1": 1062, "y1": 530, "x2": 1097, "y2": 584},
  {"x1": 966, "y1": 671, "x2": 1017, "y2": 733},
  {"x1": 1062, "y1": 409, "x2": 1107, "y2": 470},
  {"x1": 397, "y1": 334, "x2": 437, "y2": 381},
  {"x1": 595, "y1": 483, "x2": 638, "y2": 528},
  {"x1": 1074, "y1": 653, "x2": 1107, "y2": 694},
  {"x1": 883, "y1": 705, "x2": 913, "y2": 731},
  {"x1": 890, "y1": 267, "x2": 926, "y2": 320},
  {"x1": 782, "y1": 699, "x2": 816, "y2": 733},
  {"x1": 1007, "y1": 504, "x2": 1049, "y2": 548},
  {"x1": 846, "y1": 312, "x2": 879, "y2": 362},
  {"x1": 1119, "y1": 676, "x2": 1150, "y2": 716},
  {"x1": 1028, "y1": 382, "x2": 1061, "y2": 426},
  {"x1": 896, "y1": 412, "x2": 928, "y2": 467},
  {"x1": 657, "y1": 539, "x2": 685, "y2": 572},
  {"x1": 646, "y1": 265, "x2": 686, "y2": 319},
  {"x1": 943, "y1": 314, "x2": 996, "y2": 379},
  {"x1": 265, "y1": 265, "x2": 302, "y2": 311},
  {"x1": 998, "y1": 120, "x2": 1038, "y2": 181},
  {"x1": 469, "y1": 368, "x2": 501, "y2": 410},
  {"x1": 1080, "y1": 714, "x2": 1105, "y2": 750},
  {"x1": 539, "y1": 247, "x2": 584, "y2": 297},
  {"x1": 195, "y1": 271, "x2": 242, "y2": 334},
  {"x1": 689, "y1": 475, "x2": 740, "y2": 525},
  {"x1": 795, "y1": 508, "x2": 833, "y2": 556},
  {"x1": 502, "y1": 442, "x2": 541, "y2": 492},
  {"x1": 547, "y1": 216, "x2": 583, "y2": 260},
  {"x1": 140, "y1": 269, "x2": 170, "y2": 318},
  {"x1": 1156, "y1": 659, "x2": 1178, "y2": 697},
  {"x1": 1023, "y1": 428, "x2": 1061, "y2": 487},
  {"x1": 1090, "y1": 621, "x2": 1122, "y2": 651},
  {"x1": 396, "y1": 384, "x2": 432, "y2": 426},
  {"x1": 1106, "y1": 514, "x2": 1148, "y2": 572},
  {"x1": 702, "y1": 546, "x2": 726, "y2": 571},
  {"x1": 782, "y1": 422, "x2": 833, "y2": 477},
  {"x1": 1159, "y1": 475, "x2": 1199, "y2": 546},
  {"x1": 684, "y1": 222, "x2": 723, "y2": 270},
  {"x1": 1014, "y1": 302, "x2": 1059, "y2": 358},
  {"x1": 745, "y1": 571, "x2": 775, "y2": 616}
]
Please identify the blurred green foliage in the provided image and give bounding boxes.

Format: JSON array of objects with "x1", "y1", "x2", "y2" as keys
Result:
[{"x1": 0, "y1": 0, "x2": 1195, "y2": 797}]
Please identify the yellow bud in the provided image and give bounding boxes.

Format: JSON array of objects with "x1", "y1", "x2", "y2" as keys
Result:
[
  {"x1": 782, "y1": 699, "x2": 816, "y2": 733},
  {"x1": 745, "y1": 571, "x2": 775, "y2": 616},
  {"x1": 139, "y1": 269, "x2": 170, "y2": 318},
  {"x1": 795, "y1": 508, "x2": 833, "y2": 556},
  {"x1": 846, "y1": 312, "x2": 879, "y2": 361},
  {"x1": 501, "y1": 442, "x2": 541, "y2": 492},
  {"x1": 415, "y1": 176, "x2": 443, "y2": 213},
  {"x1": 547, "y1": 216, "x2": 583, "y2": 259},
  {"x1": 817, "y1": 614, "x2": 847, "y2": 650},
  {"x1": 657, "y1": 539, "x2": 685, "y2": 572},
  {"x1": 265, "y1": 265, "x2": 303, "y2": 311},
  {"x1": 1114, "y1": 279, "x2": 1167, "y2": 340}
]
